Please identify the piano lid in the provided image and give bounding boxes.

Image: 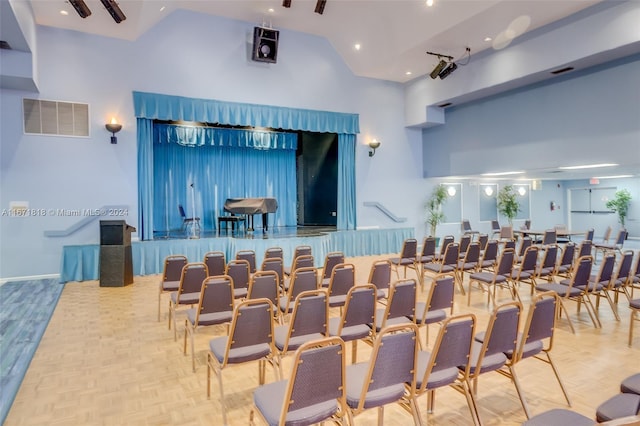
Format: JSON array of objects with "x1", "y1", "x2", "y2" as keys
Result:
[{"x1": 223, "y1": 198, "x2": 278, "y2": 214}]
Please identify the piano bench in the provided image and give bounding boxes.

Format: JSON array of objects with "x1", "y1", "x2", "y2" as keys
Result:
[{"x1": 217, "y1": 215, "x2": 246, "y2": 235}]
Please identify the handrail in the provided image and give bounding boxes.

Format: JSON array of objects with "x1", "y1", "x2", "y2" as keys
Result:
[
  {"x1": 363, "y1": 201, "x2": 407, "y2": 223},
  {"x1": 44, "y1": 205, "x2": 130, "y2": 237}
]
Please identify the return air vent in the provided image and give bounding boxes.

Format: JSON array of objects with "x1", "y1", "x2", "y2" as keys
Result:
[
  {"x1": 550, "y1": 66, "x2": 574, "y2": 75},
  {"x1": 23, "y1": 98, "x2": 89, "y2": 137}
]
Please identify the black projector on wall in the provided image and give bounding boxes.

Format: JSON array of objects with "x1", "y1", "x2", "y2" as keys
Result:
[{"x1": 252, "y1": 27, "x2": 279, "y2": 64}]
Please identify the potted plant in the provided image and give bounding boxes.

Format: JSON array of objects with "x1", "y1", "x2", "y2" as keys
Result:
[
  {"x1": 497, "y1": 185, "x2": 520, "y2": 225},
  {"x1": 425, "y1": 184, "x2": 448, "y2": 237},
  {"x1": 605, "y1": 189, "x2": 632, "y2": 229}
]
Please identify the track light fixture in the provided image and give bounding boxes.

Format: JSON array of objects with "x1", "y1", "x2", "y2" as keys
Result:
[
  {"x1": 315, "y1": 0, "x2": 327, "y2": 14},
  {"x1": 69, "y1": 0, "x2": 91, "y2": 18},
  {"x1": 100, "y1": 0, "x2": 126, "y2": 23},
  {"x1": 426, "y1": 48, "x2": 470, "y2": 80}
]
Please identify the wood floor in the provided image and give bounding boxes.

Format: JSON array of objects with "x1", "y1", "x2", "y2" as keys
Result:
[{"x1": 5, "y1": 254, "x2": 639, "y2": 426}]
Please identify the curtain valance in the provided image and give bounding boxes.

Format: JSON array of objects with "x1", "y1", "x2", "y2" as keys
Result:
[
  {"x1": 133, "y1": 91, "x2": 359, "y2": 134},
  {"x1": 154, "y1": 123, "x2": 297, "y2": 150}
]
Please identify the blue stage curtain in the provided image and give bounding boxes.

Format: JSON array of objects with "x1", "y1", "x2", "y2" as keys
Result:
[
  {"x1": 133, "y1": 91, "x2": 360, "y2": 237},
  {"x1": 133, "y1": 91, "x2": 359, "y2": 134},
  {"x1": 153, "y1": 124, "x2": 297, "y2": 236},
  {"x1": 137, "y1": 118, "x2": 154, "y2": 240},
  {"x1": 338, "y1": 134, "x2": 356, "y2": 230}
]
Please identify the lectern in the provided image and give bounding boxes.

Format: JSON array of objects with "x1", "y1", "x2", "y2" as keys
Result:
[{"x1": 99, "y1": 220, "x2": 135, "y2": 287}]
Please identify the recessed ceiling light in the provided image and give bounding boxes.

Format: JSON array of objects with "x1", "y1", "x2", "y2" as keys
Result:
[
  {"x1": 405, "y1": 71, "x2": 412, "y2": 75},
  {"x1": 268, "y1": 8, "x2": 274, "y2": 13},
  {"x1": 426, "y1": 0, "x2": 434, "y2": 6},
  {"x1": 481, "y1": 171, "x2": 525, "y2": 176},
  {"x1": 354, "y1": 43, "x2": 361, "y2": 50},
  {"x1": 60, "y1": 10, "x2": 69, "y2": 15},
  {"x1": 484, "y1": 36, "x2": 492, "y2": 42},
  {"x1": 159, "y1": 6, "x2": 165, "y2": 12},
  {"x1": 559, "y1": 163, "x2": 618, "y2": 170}
]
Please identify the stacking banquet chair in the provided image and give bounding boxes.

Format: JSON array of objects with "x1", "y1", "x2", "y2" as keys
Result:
[
  {"x1": 554, "y1": 242, "x2": 575, "y2": 279},
  {"x1": 536, "y1": 255, "x2": 596, "y2": 332},
  {"x1": 467, "y1": 248, "x2": 516, "y2": 307},
  {"x1": 178, "y1": 204, "x2": 200, "y2": 236},
  {"x1": 456, "y1": 242, "x2": 481, "y2": 290},
  {"x1": 184, "y1": 275, "x2": 234, "y2": 372},
  {"x1": 515, "y1": 236, "x2": 532, "y2": 263},
  {"x1": 389, "y1": 237, "x2": 418, "y2": 279},
  {"x1": 319, "y1": 251, "x2": 345, "y2": 287},
  {"x1": 496, "y1": 291, "x2": 571, "y2": 420},
  {"x1": 503, "y1": 239, "x2": 516, "y2": 251},
  {"x1": 225, "y1": 259, "x2": 251, "y2": 299},
  {"x1": 630, "y1": 298, "x2": 640, "y2": 347},
  {"x1": 282, "y1": 254, "x2": 314, "y2": 290},
  {"x1": 407, "y1": 313, "x2": 480, "y2": 426},
  {"x1": 536, "y1": 244, "x2": 559, "y2": 283},
  {"x1": 278, "y1": 266, "x2": 318, "y2": 322},
  {"x1": 594, "y1": 228, "x2": 626, "y2": 262},
  {"x1": 589, "y1": 253, "x2": 619, "y2": 322},
  {"x1": 423, "y1": 242, "x2": 461, "y2": 293},
  {"x1": 207, "y1": 298, "x2": 281, "y2": 426},
  {"x1": 462, "y1": 219, "x2": 480, "y2": 240},
  {"x1": 158, "y1": 254, "x2": 188, "y2": 321},
  {"x1": 328, "y1": 284, "x2": 377, "y2": 364},
  {"x1": 490, "y1": 220, "x2": 501, "y2": 239},
  {"x1": 539, "y1": 229, "x2": 557, "y2": 246},
  {"x1": 169, "y1": 262, "x2": 208, "y2": 340},
  {"x1": 458, "y1": 234, "x2": 472, "y2": 259},
  {"x1": 249, "y1": 336, "x2": 350, "y2": 426},
  {"x1": 235, "y1": 249, "x2": 257, "y2": 274},
  {"x1": 326, "y1": 263, "x2": 356, "y2": 309},
  {"x1": 409, "y1": 236, "x2": 437, "y2": 290},
  {"x1": 499, "y1": 225, "x2": 514, "y2": 241},
  {"x1": 463, "y1": 301, "x2": 523, "y2": 422},
  {"x1": 511, "y1": 245, "x2": 539, "y2": 295},
  {"x1": 479, "y1": 240, "x2": 499, "y2": 272},
  {"x1": 611, "y1": 250, "x2": 635, "y2": 303},
  {"x1": 203, "y1": 251, "x2": 225, "y2": 277},
  {"x1": 373, "y1": 278, "x2": 417, "y2": 334},
  {"x1": 411, "y1": 273, "x2": 455, "y2": 348},
  {"x1": 584, "y1": 228, "x2": 595, "y2": 242},
  {"x1": 283, "y1": 245, "x2": 313, "y2": 276},
  {"x1": 434, "y1": 235, "x2": 455, "y2": 262},
  {"x1": 247, "y1": 270, "x2": 280, "y2": 319},
  {"x1": 259, "y1": 256, "x2": 284, "y2": 288},
  {"x1": 263, "y1": 246, "x2": 283, "y2": 260},
  {"x1": 274, "y1": 289, "x2": 329, "y2": 359},
  {"x1": 577, "y1": 238, "x2": 593, "y2": 259},
  {"x1": 345, "y1": 323, "x2": 422, "y2": 425},
  {"x1": 477, "y1": 233, "x2": 489, "y2": 252},
  {"x1": 367, "y1": 259, "x2": 392, "y2": 300}
]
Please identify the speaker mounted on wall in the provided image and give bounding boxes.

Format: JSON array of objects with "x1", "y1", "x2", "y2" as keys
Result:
[{"x1": 252, "y1": 27, "x2": 279, "y2": 64}]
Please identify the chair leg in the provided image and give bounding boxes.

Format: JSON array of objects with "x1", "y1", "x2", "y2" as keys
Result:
[
  {"x1": 377, "y1": 406, "x2": 384, "y2": 426},
  {"x1": 558, "y1": 299, "x2": 576, "y2": 334},
  {"x1": 157, "y1": 284, "x2": 163, "y2": 321},
  {"x1": 462, "y1": 379, "x2": 482, "y2": 426},
  {"x1": 544, "y1": 351, "x2": 571, "y2": 407},
  {"x1": 351, "y1": 340, "x2": 357, "y2": 364},
  {"x1": 508, "y1": 365, "x2": 531, "y2": 419},
  {"x1": 216, "y1": 368, "x2": 228, "y2": 426},
  {"x1": 630, "y1": 309, "x2": 637, "y2": 348}
]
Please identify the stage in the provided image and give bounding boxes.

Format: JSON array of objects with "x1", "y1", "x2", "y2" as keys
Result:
[{"x1": 60, "y1": 226, "x2": 414, "y2": 283}]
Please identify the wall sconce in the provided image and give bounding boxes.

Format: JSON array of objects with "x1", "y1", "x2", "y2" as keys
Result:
[
  {"x1": 517, "y1": 186, "x2": 527, "y2": 196},
  {"x1": 447, "y1": 186, "x2": 457, "y2": 196},
  {"x1": 483, "y1": 186, "x2": 494, "y2": 197},
  {"x1": 105, "y1": 118, "x2": 122, "y2": 144},
  {"x1": 368, "y1": 139, "x2": 381, "y2": 157}
]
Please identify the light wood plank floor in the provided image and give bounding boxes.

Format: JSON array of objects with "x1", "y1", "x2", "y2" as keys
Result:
[{"x1": 5, "y1": 254, "x2": 639, "y2": 426}]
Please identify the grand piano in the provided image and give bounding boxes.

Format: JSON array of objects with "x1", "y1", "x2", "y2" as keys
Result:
[{"x1": 223, "y1": 198, "x2": 278, "y2": 232}]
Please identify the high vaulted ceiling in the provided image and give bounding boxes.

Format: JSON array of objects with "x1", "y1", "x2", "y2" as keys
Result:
[{"x1": 24, "y1": 0, "x2": 604, "y2": 83}]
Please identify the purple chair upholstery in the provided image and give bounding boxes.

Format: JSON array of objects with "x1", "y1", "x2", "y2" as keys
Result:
[
  {"x1": 274, "y1": 289, "x2": 328, "y2": 356},
  {"x1": 596, "y1": 393, "x2": 640, "y2": 422},
  {"x1": 226, "y1": 259, "x2": 251, "y2": 299},
  {"x1": 389, "y1": 238, "x2": 418, "y2": 279},
  {"x1": 158, "y1": 254, "x2": 187, "y2": 321},
  {"x1": 203, "y1": 251, "x2": 225, "y2": 277},
  {"x1": 169, "y1": 262, "x2": 208, "y2": 339},
  {"x1": 320, "y1": 251, "x2": 345, "y2": 287},
  {"x1": 522, "y1": 408, "x2": 595, "y2": 426},
  {"x1": 621, "y1": 373, "x2": 640, "y2": 395},
  {"x1": 412, "y1": 273, "x2": 455, "y2": 347},
  {"x1": 373, "y1": 278, "x2": 416, "y2": 332},
  {"x1": 368, "y1": 259, "x2": 392, "y2": 299}
]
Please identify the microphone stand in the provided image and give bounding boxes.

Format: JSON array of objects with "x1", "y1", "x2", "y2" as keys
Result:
[{"x1": 189, "y1": 183, "x2": 198, "y2": 239}]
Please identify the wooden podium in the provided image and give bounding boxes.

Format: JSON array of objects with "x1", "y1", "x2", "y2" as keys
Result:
[{"x1": 99, "y1": 220, "x2": 135, "y2": 287}]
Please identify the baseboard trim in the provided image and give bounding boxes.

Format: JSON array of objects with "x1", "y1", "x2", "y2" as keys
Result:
[{"x1": 0, "y1": 274, "x2": 61, "y2": 286}]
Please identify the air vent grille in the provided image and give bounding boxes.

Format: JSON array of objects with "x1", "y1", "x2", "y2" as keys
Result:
[{"x1": 23, "y1": 98, "x2": 89, "y2": 137}]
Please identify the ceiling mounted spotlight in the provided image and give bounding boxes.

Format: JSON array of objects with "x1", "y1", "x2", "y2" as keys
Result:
[
  {"x1": 69, "y1": 0, "x2": 91, "y2": 18},
  {"x1": 100, "y1": 0, "x2": 126, "y2": 23},
  {"x1": 438, "y1": 62, "x2": 458, "y2": 79},
  {"x1": 315, "y1": 0, "x2": 327, "y2": 14},
  {"x1": 429, "y1": 60, "x2": 447, "y2": 79}
]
